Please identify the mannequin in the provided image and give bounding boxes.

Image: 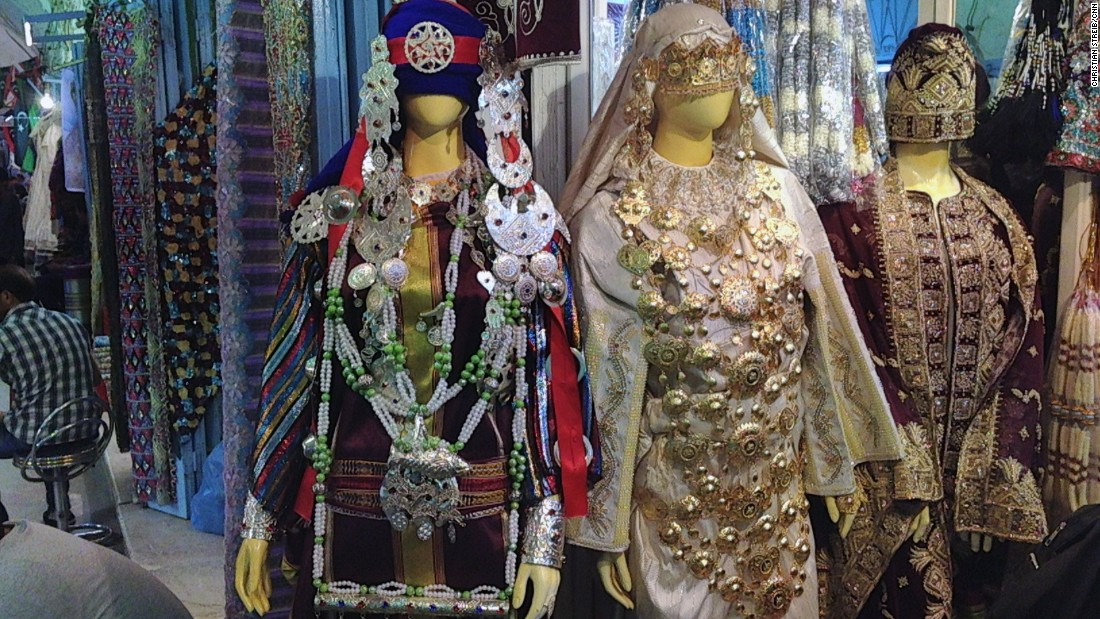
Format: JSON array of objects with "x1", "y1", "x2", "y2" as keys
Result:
[
  {"x1": 560, "y1": 6, "x2": 902, "y2": 618},
  {"x1": 592, "y1": 89, "x2": 864, "y2": 609},
  {"x1": 235, "y1": 3, "x2": 597, "y2": 617},
  {"x1": 816, "y1": 25, "x2": 1046, "y2": 619}
]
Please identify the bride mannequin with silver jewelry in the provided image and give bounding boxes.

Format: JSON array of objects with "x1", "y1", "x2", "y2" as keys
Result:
[{"x1": 234, "y1": 2, "x2": 598, "y2": 617}]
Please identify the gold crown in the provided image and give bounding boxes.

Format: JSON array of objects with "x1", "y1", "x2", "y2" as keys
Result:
[
  {"x1": 885, "y1": 28, "x2": 977, "y2": 143},
  {"x1": 642, "y1": 36, "x2": 750, "y2": 96}
]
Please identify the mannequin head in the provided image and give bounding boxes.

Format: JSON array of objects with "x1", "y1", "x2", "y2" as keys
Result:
[
  {"x1": 402, "y1": 94, "x2": 467, "y2": 139},
  {"x1": 653, "y1": 89, "x2": 737, "y2": 140}
]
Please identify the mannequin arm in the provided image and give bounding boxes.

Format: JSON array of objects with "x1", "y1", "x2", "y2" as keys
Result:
[
  {"x1": 959, "y1": 531, "x2": 996, "y2": 553},
  {"x1": 512, "y1": 563, "x2": 562, "y2": 619},
  {"x1": 235, "y1": 538, "x2": 272, "y2": 616},
  {"x1": 823, "y1": 496, "x2": 858, "y2": 539},
  {"x1": 906, "y1": 506, "x2": 931, "y2": 543},
  {"x1": 596, "y1": 551, "x2": 634, "y2": 609}
]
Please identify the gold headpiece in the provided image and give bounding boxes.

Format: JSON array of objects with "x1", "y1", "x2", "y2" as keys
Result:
[
  {"x1": 885, "y1": 26, "x2": 977, "y2": 143},
  {"x1": 642, "y1": 36, "x2": 749, "y2": 96}
]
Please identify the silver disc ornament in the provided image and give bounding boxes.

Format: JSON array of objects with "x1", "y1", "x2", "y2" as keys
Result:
[
  {"x1": 528, "y1": 250, "x2": 558, "y2": 282},
  {"x1": 516, "y1": 273, "x2": 539, "y2": 305},
  {"x1": 485, "y1": 183, "x2": 557, "y2": 257},
  {"x1": 381, "y1": 257, "x2": 410, "y2": 289},
  {"x1": 492, "y1": 252, "x2": 522, "y2": 284},
  {"x1": 322, "y1": 186, "x2": 359, "y2": 224},
  {"x1": 347, "y1": 263, "x2": 378, "y2": 291}
]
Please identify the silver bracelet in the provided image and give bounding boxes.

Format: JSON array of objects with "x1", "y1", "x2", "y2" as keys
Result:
[
  {"x1": 521, "y1": 496, "x2": 565, "y2": 568},
  {"x1": 241, "y1": 494, "x2": 277, "y2": 541}
]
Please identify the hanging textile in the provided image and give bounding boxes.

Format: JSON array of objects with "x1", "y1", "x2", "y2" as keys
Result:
[
  {"x1": 1047, "y1": 0, "x2": 1100, "y2": 173},
  {"x1": 23, "y1": 107, "x2": 60, "y2": 256},
  {"x1": 457, "y1": 0, "x2": 581, "y2": 65},
  {"x1": 154, "y1": 65, "x2": 221, "y2": 431},
  {"x1": 219, "y1": 0, "x2": 296, "y2": 614},
  {"x1": 771, "y1": 0, "x2": 887, "y2": 204},
  {"x1": 260, "y1": 0, "x2": 312, "y2": 229},
  {"x1": 94, "y1": 4, "x2": 170, "y2": 503}
]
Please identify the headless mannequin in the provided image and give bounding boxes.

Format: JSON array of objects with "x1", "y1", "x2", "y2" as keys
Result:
[
  {"x1": 594, "y1": 88, "x2": 862, "y2": 610},
  {"x1": 891, "y1": 141, "x2": 995, "y2": 554},
  {"x1": 235, "y1": 94, "x2": 562, "y2": 619}
]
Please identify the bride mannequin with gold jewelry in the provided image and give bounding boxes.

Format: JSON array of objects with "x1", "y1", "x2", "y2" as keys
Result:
[
  {"x1": 560, "y1": 5, "x2": 902, "y2": 618},
  {"x1": 234, "y1": 2, "x2": 598, "y2": 617},
  {"x1": 816, "y1": 25, "x2": 1047, "y2": 619}
]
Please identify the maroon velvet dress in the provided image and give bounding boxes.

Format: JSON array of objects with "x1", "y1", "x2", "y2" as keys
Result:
[{"x1": 815, "y1": 164, "x2": 1047, "y2": 619}]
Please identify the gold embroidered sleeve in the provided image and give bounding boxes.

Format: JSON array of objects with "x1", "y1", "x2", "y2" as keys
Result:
[
  {"x1": 773, "y1": 166, "x2": 902, "y2": 466},
  {"x1": 891, "y1": 423, "x2": 943, "y2": 501},
  {"x1": 954, "y1": 393, "x2": 1047, "y2": 543},
  {"x1": 566, "y1": 195, "x2": 650, "y2": 552}
]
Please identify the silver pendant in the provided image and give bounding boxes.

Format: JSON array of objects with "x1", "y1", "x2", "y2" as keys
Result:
[
  {"x1": 353, "y1": 194, "x2": 414, "y2": 264},
  {"x1": 485, "y1": 299, "x2": 505, "y2": 329},
  {"x1": 380, "y1": 445, "x2": 471, "y2": 540},
  {"x1": 485, "y1": 183, "x2": 557, "y2": 257},
  {"x1": 477, "y1": 270, "x2": 497, "y2": 294},
  {"x1": 427, "y1": 326, "x2": 444, "y2": 347}
]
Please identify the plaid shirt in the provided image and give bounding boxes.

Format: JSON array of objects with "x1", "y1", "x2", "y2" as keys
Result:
[{"x1": 0, "y1": 303, "x2": 99, "y2": 445}]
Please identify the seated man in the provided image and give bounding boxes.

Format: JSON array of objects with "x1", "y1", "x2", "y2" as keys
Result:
[
  {"x1": 0, "y1": 520, "x2": 193, "y2": 618},
  {"x1": 0, "y1": 264, "x2": 101, "y2": 526}
]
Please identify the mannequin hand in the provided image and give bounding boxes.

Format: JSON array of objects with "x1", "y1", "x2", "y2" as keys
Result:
[
  {"x1": 824, "y1": 496, "x2": 858, "y2": 539},
  {"x1": 596, "y1": 551, "x2": 634, "y2": 610},
  {"x1": 960, "y1": 531, "x2": 995, "y2": 553},
  {"x1": 235, "y1": 538, "x2": 272, "y2": 616},
  {"x1": 512, "y1": 563, "x2": 561, "y2": 619},
  {"x1": 906, "y1": 506, "x2": 931, "y2": 543}
]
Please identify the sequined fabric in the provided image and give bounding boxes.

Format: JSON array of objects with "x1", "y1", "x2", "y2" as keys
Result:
[
  {"x1": 772, "y1": 0, "x2": 887, "y2": 204},
  {"x1": 154, "y1": 65, "x2": 221, "y2": 430}
]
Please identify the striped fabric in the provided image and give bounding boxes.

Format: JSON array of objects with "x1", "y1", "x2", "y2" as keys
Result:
[
  {"x1": 249, "y1": 241, "x2": 323, "y2": 517},
  {"x1": 0, "y1": 303, "x2": 100, "y2": 445}
]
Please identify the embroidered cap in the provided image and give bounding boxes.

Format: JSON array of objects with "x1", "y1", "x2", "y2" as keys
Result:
[{"x1": 885, "y1": 24, "x2": 978, "y2": 143}]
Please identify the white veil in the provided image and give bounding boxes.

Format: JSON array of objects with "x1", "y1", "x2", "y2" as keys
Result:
[{"x1": 560, "y1": 3, "x2": 787, "y2": 224}]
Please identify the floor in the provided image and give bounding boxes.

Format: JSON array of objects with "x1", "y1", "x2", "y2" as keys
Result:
[{"x1": 0, "y1": 443, "x2": 226, "y2": 619}]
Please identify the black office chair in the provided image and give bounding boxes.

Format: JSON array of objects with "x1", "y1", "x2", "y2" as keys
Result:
[{"x1": 13, "y1": 395, "x2": 115, "y2": 544}]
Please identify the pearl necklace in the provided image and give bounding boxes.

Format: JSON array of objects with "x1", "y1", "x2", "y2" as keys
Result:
[{"x1": 309, "y1": 163, "x2": 533, "y2": 607}]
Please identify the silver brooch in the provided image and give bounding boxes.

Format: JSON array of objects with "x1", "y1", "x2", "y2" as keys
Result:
[
  {"x1": 529, "y1": 251, "x2": 558, "y2": 282},
  {"x1": 404, "y1": 21, "x2": 455, "y2": 74},
  {"x1": 289, "y1": 191, "x2": 328, "y2": 244},
  {"x1": 492, "y1": 252, "x2": 522, "y2": 283}
]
